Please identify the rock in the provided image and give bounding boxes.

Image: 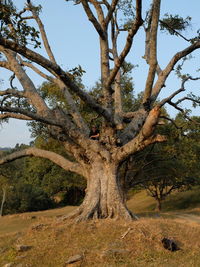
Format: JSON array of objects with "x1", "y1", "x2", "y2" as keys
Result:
[
  {"x1": 161, "y1": 238, "x2": 180, "y2": 252},
  {"x1": 65, "y1": 254, "x2": 83, "y2": 265},
  {"x1": 3, "y1": 263, "x2": 14, "y2": 267},
  {"x1": 16, "y1": 244, "x2": 32, "y2": 252}
]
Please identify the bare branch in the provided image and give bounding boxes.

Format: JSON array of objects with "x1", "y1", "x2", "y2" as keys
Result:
[
  {"x1": 0, "y1": 60, "x2": 10, "y2": 70},
  {"x1": 106, "y1": 0, "x2": 143, "y2": 88},
  {"x1": 55, "y1": 80, "x2": 89, "y2": 133},
  {"x1": 160, "y1": 116, "x2": 182, "y2": 130},
  {"x1": 0, "y1": 113, "x2": 32, "y2": 120},
  {"x1": 0, "y1": 89, "x2": 25, "y2": 97},
  {"x1": 4, "y1": 50, "x2": 48, "y2": 114},
  {"x1": 0, "y1": 38, "x2": 113, "y2": 123},
  {"x1": 143, "y1": 0, "x2": 161, "y2": 107},
  {"x1": 0, "y1": 106, "x2": 56, "y2": 124},
  {"x1": 158, "y1": 88, "x2": 184, "y2": 107},
  {"x1": 175, "y1": 96, "x2": 200, "y2": 105},
  {"x1": 151, "y1": 40, "x2": 200, "y2": 102},
  {"x1": 167, "y1": 101, "x2": 200, "y2": 127},
  {"x1": 105, "y1": 0, "x2": 119, "y2": 27},
  {"x1": 19, "y1": 59, "x2": 53, "y2": 81},
  {"x1": 18, "y1": 60, "x2": 89, "y2": 132},
  {"x1": 81, "y1": 0, "x2": 106, "y2": 39},
  {"x1": 116, "y1": 133, "x2": 166, "y2": 162},
  {"x1": 0, "y1": 147, "x2": 84, "y2": 176},
  {"x1": 28, "y1": 2, "x2": 56, "y2": 63}
]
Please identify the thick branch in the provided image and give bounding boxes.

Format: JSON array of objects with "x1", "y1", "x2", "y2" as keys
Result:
[
  {"x1": 151, "y1": 40, "x2": 200, "y2": 102},
  {"x1": 18, "y1": 60, "x2": 89, "y2": 132},
  {"x1": 0, "y1": 106, "x2": 60, "y2": 126},
  {"x1": 143, "y1": 0, "x2": 161, "y2": 106},
  {"x1": 81, "y1": 0, "x2": 106, "y2": 39},
  {"x1": 55, "y1": 79, "x2": 89, "y2": 133},
  {"x1": 105, "y1": 0, "x2": 119, "y2": 27},
  {"x1": 0, "y1": 147, "x2": 84, "y2": 176},
  {"x1": 19, "y1": 59, "x2": 53, "y2": 80},
  {"x1": 115, "y1": 133, "x2": 166, "y2": 162},
  {"x1": 4, "y1": 50, "x2": 48, "y2": 114},
  {"x1": 106, "y1": 0, "x2": 143, "y2": 88},
  {"x1": 0, "y1": 38, "x2": 113, "y2": 123},
  {"x1": 0, "y1": 60, "x2": 10, "y2": 70},
  {"x1": 0, "y1": 113, "x2": 32, "y2": 120}
]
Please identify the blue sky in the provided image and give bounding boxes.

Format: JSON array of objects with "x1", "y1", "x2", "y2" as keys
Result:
[{"x1": 0, "y1": 0, "x2": 200, "y2": 147}]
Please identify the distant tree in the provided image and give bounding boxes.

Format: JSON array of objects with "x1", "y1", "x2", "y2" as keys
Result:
[
  {"x1": 0, "y1": 0, "x2": 200, "y2": 221},
  {"x1": 125, "y1": 116, "x2": 200, "y2": 211}
]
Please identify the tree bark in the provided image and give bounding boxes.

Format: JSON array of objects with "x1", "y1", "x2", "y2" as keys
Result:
[
  {"x1": 0, "y1": 188, "x2": 6, "y2": 217},
  {"x1": 155, "y1": 198, "x2": 162, "y2": 212},
  {"x1": 66, "y1": 160, "x2": 135, "y2": 221}
]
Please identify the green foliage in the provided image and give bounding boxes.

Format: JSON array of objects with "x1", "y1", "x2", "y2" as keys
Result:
[
  {"x1": 0, "y1": 0, "x2": 41, "y2": 48},
  {"x1": 3, "y1": 183, "x2": 53, "y2": 214},
  {"x1": 160, "y1": 14, "x2": 191, "y2": 35},
  {"x1": 0, "y1": 140, "x2": 86, "y2": 215}
]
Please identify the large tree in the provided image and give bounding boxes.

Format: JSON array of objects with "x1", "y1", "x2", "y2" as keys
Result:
[{"x1": 0, "y1": 0, "x2": 200, "y2": 221}]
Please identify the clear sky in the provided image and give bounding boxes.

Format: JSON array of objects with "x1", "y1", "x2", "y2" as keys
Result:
[{"x1": 0, "y1": 0, "x2": 200, "y2": 147}]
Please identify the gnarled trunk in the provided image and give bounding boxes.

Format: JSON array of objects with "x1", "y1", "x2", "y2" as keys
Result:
[{"x1": 67, "y1": 160, "x2": 136, "y2": 222}]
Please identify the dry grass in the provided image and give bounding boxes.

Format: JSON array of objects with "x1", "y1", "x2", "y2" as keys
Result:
[
  {"x1": 1, "y1": 190, "x2": 200, "y2": 266},
  {"x1": 1, "y1": 215, "x2": 200, "y2": 267}
]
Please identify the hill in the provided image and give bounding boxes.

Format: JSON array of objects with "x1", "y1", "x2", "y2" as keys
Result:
[
  {"x1": 0, "y1": 147, "x2": 11, "y2": 151},
  {"x1": 1, "y1": 190, "x2": 200, "y2": 266}
]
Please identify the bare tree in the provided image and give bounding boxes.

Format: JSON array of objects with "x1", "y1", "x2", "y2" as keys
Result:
[{"x1": 0, "y1": 0, "x2": 200, "y2": 221}]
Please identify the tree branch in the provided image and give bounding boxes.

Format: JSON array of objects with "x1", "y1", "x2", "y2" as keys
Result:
[
  {"x1": 0, "y1": 38, "x2": 113, "y2": 123},
  {"x1": 4, "y1": 50, "x2": 49, "y2": 114},
  {"x1": 115, "y1": 133, "x2": 166, "y2": 162},
  {"x1": 18, "y1": 60, "x2": 89, "y2": 132},
  {"x1": 0, "y1": 113, "x2": 32, "y2": 120},
  {"x1": 81, "y1": 0, "x2": 106, "y2": 39},
  {"x1": 151, "y1": 40, "x2": 200, "y2": 102},
  {"x1": 104, "y1": 0, "x2": 119, "y2": 27},
  {"x1": 143, "y1": 0, "x2": 161, "y2": 107},
  {"x1": 28, "y1": 2, "x2": 56, "y2": 63},
  {"x1": 106, "y1": 0, "x2": 143, "y2": 88},
  {"x1": 0, "y1": 89, "x2": 25, "y2": 98},
  {"x1": 0, "y1": 147, "x2": 84, "y2": 176},
  {"x1": 0, "y1": 60, "x2": 10, "y2": 70}
]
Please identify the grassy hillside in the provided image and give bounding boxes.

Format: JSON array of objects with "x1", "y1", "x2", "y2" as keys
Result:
[
  {"x1": 1, "y1": 189, "x2": 200, "y2": 266},
  {"x1": 1, "y1": 215, "x2": 200, "y2": 266},
  {"x1": 127, "y1": 188, "x2": 200, "y2": 215}
]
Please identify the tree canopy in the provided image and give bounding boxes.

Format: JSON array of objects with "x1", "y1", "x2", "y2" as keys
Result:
[{"x1": 0, "y1": 0, "x2": 200, "y2": 221}]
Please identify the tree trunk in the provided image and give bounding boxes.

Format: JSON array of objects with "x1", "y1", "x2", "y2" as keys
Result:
[
  {"x1": 66, "y1": 160, "x2": 136, "y2": 222},
  {"x1": 155, "y1": 198, "x2": 162, "y2": 212},
  {"x1": 0, "y1": 188, "x2": 6, "y2": 217}
]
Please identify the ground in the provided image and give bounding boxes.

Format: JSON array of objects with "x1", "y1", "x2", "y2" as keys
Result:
[{"x1": 1, "y1": 190, "x2": 200, "y2": 267}]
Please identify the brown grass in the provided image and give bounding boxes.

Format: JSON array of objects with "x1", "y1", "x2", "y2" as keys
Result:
[
  {"x1": 1, "y1": 190, "x2": 200, "y2": 267},
  {"x1": 1, "y1": 215, "x2": 200, "y2": 267}
]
